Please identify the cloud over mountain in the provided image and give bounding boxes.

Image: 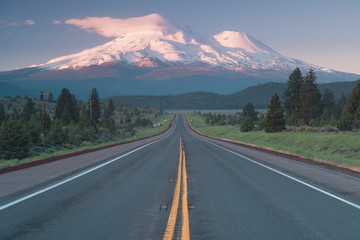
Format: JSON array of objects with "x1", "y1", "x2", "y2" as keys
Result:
[{"x1": 64, "y1": 13, "x2": 177, "y2": 38}]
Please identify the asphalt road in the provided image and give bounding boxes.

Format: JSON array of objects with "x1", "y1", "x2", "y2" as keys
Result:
[{"x1": 1, "y1": 115, "x2": 360, "y2": 239}]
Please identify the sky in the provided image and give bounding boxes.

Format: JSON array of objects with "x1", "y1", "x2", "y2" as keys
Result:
[{"x1": 1, "y1": 0, "x2": 359, "y2": 74}]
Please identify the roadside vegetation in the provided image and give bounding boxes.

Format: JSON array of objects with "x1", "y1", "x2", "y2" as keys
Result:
[
  {"x1": 187, "y1": 68, "x2": 360, "y2": 171},
  {"x1": 0, "y1": 88, "x2": 172, "y2": 168}
]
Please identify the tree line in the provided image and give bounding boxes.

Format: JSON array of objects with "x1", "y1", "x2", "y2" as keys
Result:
[
  {"x1": 0, "y1": 88, "x2": 161, "y2": 160},
  {"x1": 200, "y1": 68, "x2": 360, "y2": 133}
]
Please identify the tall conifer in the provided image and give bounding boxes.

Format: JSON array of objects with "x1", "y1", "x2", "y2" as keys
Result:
[
  {"x1": 282, "y1": 68, "x2": 303, "y2": 118},
  {"x1": 265, "y1": 94, "x2": 285, "y2": 133},
  {"x1": 89, "y1": 88, "x2": 101, "y2": 124},
  {"x1": 338, "y1": 80, "x2": 360, "y2": 130},
  {"x1": 299, "y1": 69, "x2": 321, "y2": 124}
]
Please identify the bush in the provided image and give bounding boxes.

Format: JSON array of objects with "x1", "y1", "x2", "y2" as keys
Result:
[
  {"x1": 46, "y1": 119, "x2": 67, "y2": 145},
  {"x1": 0, "y1": 116, "x2": 30, "y2": 159},
  {"x1": 319, "y1": 125, "x2": 339, "y2": 133},
  {"x1": 240, "y1": 116, "x2": 254, "y2": 132},
  {"x1": 285, "y1": 126, "x2": 298, "y2": 132}
]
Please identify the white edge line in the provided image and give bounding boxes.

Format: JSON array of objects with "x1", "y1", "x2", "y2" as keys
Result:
[
  {"x1": 0, "y1": 120, "x2": 177, "y2": 211},
  {"x1": 186, "y1": 121, "x2": 360, "y2": 210}
]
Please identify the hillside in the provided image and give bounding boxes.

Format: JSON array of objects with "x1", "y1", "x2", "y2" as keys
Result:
[{"x1": 104, "y1": 80, "x2": 358, "y2": 109}]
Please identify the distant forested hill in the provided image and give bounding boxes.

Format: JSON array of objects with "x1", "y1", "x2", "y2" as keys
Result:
[{"x1": 103, "y1": 80, "x2": 358, "y2": 109}]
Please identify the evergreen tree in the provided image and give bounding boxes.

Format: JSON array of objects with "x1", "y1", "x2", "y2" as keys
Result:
[
  {"x1": 0, "y1": 115, "x2": 30, "y2": 159},
  {"x1": 242, "y1": 103, "x2": 258, "y2": 122},
  {"x1": 299, "y1": 69, "x2": 321, "y2": 124},
  {"x1": 40, "y1": 90, "x2": 44, "y2": 101},
  {"x1": 335, "y1": 93, "x2": 347, "y2": 119},
  {"x1": 0, "y1": 103, "x2": 5, "y2": 124},
  {"x1": 22, "y1": 98, "x2": 37, "y2": 121},
  {"x1": 103, "y1": 98, "x2": 115, "y2": 121},
  {"x1": 55, "y1": 88, "x2": 79, "y2": 125},
  {"x1": 89, "y1": 88, "x2": 101, "y2": 124},
  {"x1": 46, "y1": 119, "x2": 67, "y2": 145},
  {"x1": 241, "y1": 116, "x2": 254, "y2": 132},
  {"x1": 78, "y1": 109, "x2": 90, "y2": 129},
  {"x1": 240, "y1": 103, "x2": 257, "y2": 131},
  {"x1": 256, "y1": 112, "x2": 266, "y2": 131},
  {"x1": 48, "y1": 92, "x2": 54, "y2": 102},
  {"x1": 338, "y1": 80, "x2": 360, "y2": 130},
  {"x1": 26, "y1": 115, "x2": 42, "y2": 146},
  {"x1": 282, "y1": 68, "x2": 303, "y2": 118},
  {"x1": 107, "y1": 98, "x2": 115, "y2": 116},
  {"x1": 322, "y1": 88, "x2": 336, "y2": 115},
  {"x1": 41, "y1": 110, "x2": 52, "y2": 133},
  {"x1": 265, "y1": 94, "x2": 285, "y2": 133},
  {"x1": 102, "y1": 99, "x2": 116, "y2": 131}
]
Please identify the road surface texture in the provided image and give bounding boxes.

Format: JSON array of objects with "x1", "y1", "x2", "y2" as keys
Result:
[{"x1": 1, "y1": 115, "x2": 359, "y2": 239}]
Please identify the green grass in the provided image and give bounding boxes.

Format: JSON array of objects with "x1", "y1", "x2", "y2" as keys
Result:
[
  {"x1": 186, "y1": 114, "x2": 360, "y2": 170},
  {"x1": 0, "y1": 114, "x2": 174, "y2": 169}
]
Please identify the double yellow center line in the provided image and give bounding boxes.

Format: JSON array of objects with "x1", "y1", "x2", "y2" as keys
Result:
[{"x1": 163, "y1": 137, "x2": 190, "y2": 240}]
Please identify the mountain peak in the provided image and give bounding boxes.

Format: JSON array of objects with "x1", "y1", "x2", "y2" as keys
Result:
[
  {"x1": 212, "y1": 31, "x2": 273, "y2": 54},
  {"x1": 35, "y1": 14, "x2": 337, "y2": 76}
]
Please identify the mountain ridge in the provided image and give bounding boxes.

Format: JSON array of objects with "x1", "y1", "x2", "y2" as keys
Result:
[{"x1": 103, "y1": 80, "x2": 358, "y2": 109}]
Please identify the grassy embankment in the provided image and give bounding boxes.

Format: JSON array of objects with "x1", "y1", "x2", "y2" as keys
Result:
[
  {"x1": 187, "y1": 113, "x2": 360, "y2": 172},
  {"x1": 0, "y1": 114, "x2": 174, "y2": 169}
]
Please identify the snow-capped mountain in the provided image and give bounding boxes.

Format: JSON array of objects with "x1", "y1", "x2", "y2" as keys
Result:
[
  {"x1": 36, "y1": 13, "x2": 332, "y2": 76},
  {"x1": 2, "y1": 13, "x2": 359, "y2": 99}
]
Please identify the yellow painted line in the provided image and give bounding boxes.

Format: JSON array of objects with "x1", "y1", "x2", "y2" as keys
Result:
[
  {"x1": 163, "y1": 138, "x2": 183, "y2": 240},
  {"x1": 181, "y1": 149, "x2": 190, "y2": 240},
  {"x1": 163, "y1": 138, "x2": 191, "y2": 240}
]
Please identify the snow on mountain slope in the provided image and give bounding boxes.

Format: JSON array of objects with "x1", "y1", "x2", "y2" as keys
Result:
[{"x1": 37, "y1": 13, "x2": 333, "y2": 75}]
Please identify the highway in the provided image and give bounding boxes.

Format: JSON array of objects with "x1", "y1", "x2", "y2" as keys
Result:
[{"x1": 1, "y1": 115, "x2": 360, "y2": 239}]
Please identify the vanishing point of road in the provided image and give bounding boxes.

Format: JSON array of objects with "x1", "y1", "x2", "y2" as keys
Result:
[{"x1": 1, "y1": 115, "x2": 360, "y2": 239}]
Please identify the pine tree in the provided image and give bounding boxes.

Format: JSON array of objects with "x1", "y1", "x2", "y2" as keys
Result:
[
  {"x1": 322, "y1": 88, "x2": 336, "y2": 115},
  {"x1": 102, "y1": 99, "x2": 116, "y2": 131},
  {"x1": 26, "y1": 115, "x2": 42, "y2": 146},
  {"x1": 42, "y1": 110, "x2": 52, "y2": 133},
  {"x1": 22, "y1": 98, "x2": 36, "y2": 121},
  {"x1": 240, "y1": 103, "x2": 257, "y2": 132},
  {"x1": 55, "y1": 88, "x2": 79, "y2": 125},
  {"x1": 338, "y1": 79, "x2": 360, "y2": 130},
  {"x1": 265, "y1": 94, "x2": 285, "y2": 133},
  {"x1": 282, "y1": 68, "x2": 303, "y2": 119},
  {"x1": 103, "y1": 98, "x2": 115, "y2": 121},
  {"x1": 48, "y1": 92, "x2": 54, "y2": 102},
  {"x1": 256, "y1": 112, "x2": 266, "y2": 131},
  {"x1": 89, "y1": 88, "x2": 101, "y2": 124},
  {"x1": 107, "y1": 98, "x2": 115, "y2": 116},
  {"x1": 241, "y1": 116, "x2": 254, "y2": 132},
  {"x1": 299, "y1": 69, "x2": 321, "y2": 124},
  {"x1": 40, "y1": 90, "x2": 44, "y2": 101},
  {"x1": 46, "y1": 119, "x2": 67, "y2": 145},
  {"x1": 0, "y1": 103, "x2": 5, "y2": 124},
  {"x1": 335, "y1": 93, "x2": 347, "y2": 119},
  {"x1": 0, "y1": 115, "x2": 30, "y2": 159},
  {"x1": 242, "y1": 103, "x2": 257, "y2": 122}
]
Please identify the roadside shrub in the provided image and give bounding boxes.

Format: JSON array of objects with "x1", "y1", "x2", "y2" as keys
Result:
[
  {"x1": 0, "y1": 116, "x2": 30, "y2": 160},
  {"x1": 319, "y1": 125, "x2": 339, "y2": 133},
  {"x1": 297, "y1": 125, "x2": 313, "y2": 132},
  {"x1": 285, "y1": 126, "x2": 298, "y2": 132},
  {"x1": 82, "y1": 141, "x2": 93, "y2": 146}
]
